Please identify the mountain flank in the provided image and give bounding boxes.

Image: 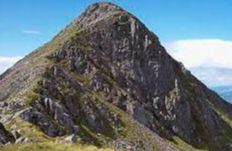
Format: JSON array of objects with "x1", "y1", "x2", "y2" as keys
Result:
[{"x1": 0, "y1": 2, "x2": 232, "y2": 151}]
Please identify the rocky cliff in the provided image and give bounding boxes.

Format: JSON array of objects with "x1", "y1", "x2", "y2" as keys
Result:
[{"x1": 0, "y1": 2, "x2": 232, "y2": 151}]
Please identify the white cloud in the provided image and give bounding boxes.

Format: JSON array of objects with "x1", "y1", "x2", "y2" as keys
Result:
[
  {"x1": 164, "y1": 39, "x2": 232, "y2": 69},
  {"x1": 0, "y1": 56, "x2": 22, "y2": 74},
  {"x1": 0, "y1": 56, "x2": 22, "y2": 65},
  {"x1": 190, "y1": 67, "x2": 232, "y2": 87},
  {"x1": 164, "y1": 39, "x2": 232, "y2": 86},
  {"x1": 22, "y1": 30, "x2": 42, "y2": 35}
]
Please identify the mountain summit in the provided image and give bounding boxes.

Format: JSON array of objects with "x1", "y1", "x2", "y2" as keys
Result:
[{"x1": 0, "y1": 2, "x2": 232, "y2": 151}]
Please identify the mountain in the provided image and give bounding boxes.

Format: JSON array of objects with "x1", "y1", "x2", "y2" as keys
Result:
[
  {"x1": 213, "y1": 86, "x2": 232, "y2": 103},
  {"x1": 0, "y1": 2, "x2": 232, "y2": 151}
]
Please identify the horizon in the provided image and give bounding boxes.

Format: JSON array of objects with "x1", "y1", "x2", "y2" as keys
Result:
[{"x1": 1, "y1": 0, "x2": 232, "y2": 87}]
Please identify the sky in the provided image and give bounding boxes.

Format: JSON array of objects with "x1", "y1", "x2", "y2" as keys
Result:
[{"x1": 0, "y1": 0, "x2": 232, "y2": 87}]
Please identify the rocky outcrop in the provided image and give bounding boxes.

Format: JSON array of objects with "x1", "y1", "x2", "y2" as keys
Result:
[{"x1": 19, "y1": 65, "x2": 122, "y2": 142}]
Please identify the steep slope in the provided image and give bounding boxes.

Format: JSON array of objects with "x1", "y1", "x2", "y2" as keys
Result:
[{"x1": 0, "y1": 2, "x2": 232, "y2": 151}]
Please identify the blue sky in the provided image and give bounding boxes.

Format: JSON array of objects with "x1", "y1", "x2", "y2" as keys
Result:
[{"x1": 0, "y1": 0, "x2": 232, "y2": 86}]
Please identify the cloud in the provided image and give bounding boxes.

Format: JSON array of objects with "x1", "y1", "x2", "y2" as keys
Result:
[
  {"x1": 190, "y1": 67, "x2": 232, "y2": 87},
  {"x1": 0, "y1": 56, "x2": 22, "y2": 74},
  {"x1": 22, "y1": 30, "x2": 42, "y2": 35},
  {"x1": 164, "y1": 39, "x2": 232, "y2": 69},
  {"x1": 164, "y1": 39, "x2": 232, "y2": 86}
]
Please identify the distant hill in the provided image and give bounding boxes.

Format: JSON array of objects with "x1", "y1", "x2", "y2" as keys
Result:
[{"x1": 213, "y1": 86, "x2": 232, "y2": 103}]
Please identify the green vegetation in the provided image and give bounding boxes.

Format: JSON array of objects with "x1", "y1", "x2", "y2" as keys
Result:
[
  {"x1": 2, "y1": 117, "x2": 113, "y2": 151},
  {"x1": 86, "y1": 91, "x2": 162, "y2": 151},
  {"x1": 171, "y1": 136, "x2": 208, "y2": 151},
  {"x1": 79, "y1": 124, "x2": 104, "y2": 147},
  {"x1": 23, "y1": 79, "x2": 43, "y2": 106},
  {"x1": 0, "y1": 142, "x2": 113, "y2": 151},
  {"x1": 24, "y1": 92, "x2": 39, "y2": 106},
  {"x1": 74, "y1": 94, "x2": 118, "y2": 146},
  {"x1": 5, "y1": 118, "x2": 50, "y2": 141},
  {"x1": 117, "y1": 14, "x2": 129, "y2": 24},
  {"x1": 212, "y1": 108, "x2": 232, "y2": 147},
  {"x1": 29, "y1": 23, "x2": 82, "y2": 59}
]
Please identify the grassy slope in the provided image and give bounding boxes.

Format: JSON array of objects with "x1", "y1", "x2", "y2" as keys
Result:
[
  {"x1": 1, "y1": 143, "x2": 113, "y2": 151},
  {"x1": 1, "y1": 118, "x2": 113, "y2": 151}
]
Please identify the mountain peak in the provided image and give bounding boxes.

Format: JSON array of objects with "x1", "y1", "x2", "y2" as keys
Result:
[
  {"x1": 86, "y1": 2, "x2": 123, "y2": 14},
  {"x1": 73, "y1": 2, "x2": 124, "y2": 27},
  {"x1": 88, "y1": 2, "x2": 122, "y2": 10}
]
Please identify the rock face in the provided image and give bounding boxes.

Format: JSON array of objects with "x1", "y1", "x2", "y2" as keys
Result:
[{"x1": 0, "y1": 2, "x2": 232, "y2": 151}]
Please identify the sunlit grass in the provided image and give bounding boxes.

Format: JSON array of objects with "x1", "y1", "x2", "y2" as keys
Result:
[{"x1": 0, "y1": 142, "x2": 113, "y2": 151}]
